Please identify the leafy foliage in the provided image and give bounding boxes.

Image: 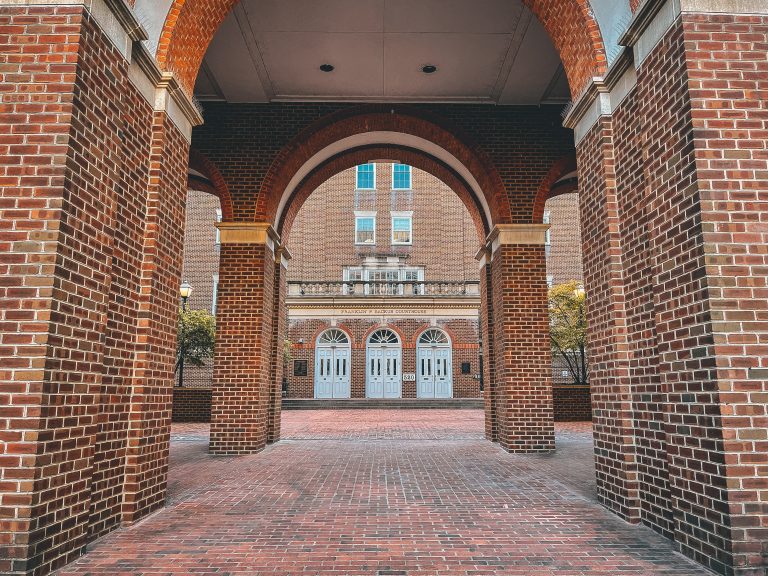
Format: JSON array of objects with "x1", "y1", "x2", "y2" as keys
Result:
[
  {"x1": 548, "y1": 281, "x2": 589, "y2": 386},
  {"x1": 176, "y1": 307, "x2": 216, "y2": 371}
]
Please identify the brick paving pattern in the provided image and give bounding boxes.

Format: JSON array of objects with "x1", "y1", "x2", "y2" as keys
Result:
[{"x1": 59, "y1": 411, "x2": 709, "y2": 575}]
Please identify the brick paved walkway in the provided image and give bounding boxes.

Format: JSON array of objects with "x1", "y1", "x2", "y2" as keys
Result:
[{"x1": 59, "y1": 411, "x2": 710, "y2": 575}]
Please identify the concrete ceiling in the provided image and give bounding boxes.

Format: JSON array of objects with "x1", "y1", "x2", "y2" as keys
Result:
[{"x1": 194, "y1": 0, "x2": 570, "y2": 105}]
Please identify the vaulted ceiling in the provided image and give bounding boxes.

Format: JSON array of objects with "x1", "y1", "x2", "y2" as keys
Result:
[{"x1": 192, "y1": 0, "x2": 571, "y2": 105}]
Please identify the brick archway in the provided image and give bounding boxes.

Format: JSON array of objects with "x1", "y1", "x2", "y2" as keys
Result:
[
  {"x1": 156, "y1": 0, "x2": 607, "y2": 97},
  {"x1": 278, "y1": 144, "x2": 488, "y2": 246},
  {"x1": 188, "y1": 148, "x2": 234, "y2": 220},
  {"x1": 258, "y1": 105, "x2": 509, "y2": 231},
  {"x1": 532, "y1": 152, "x2": 578, "y2": 223}
]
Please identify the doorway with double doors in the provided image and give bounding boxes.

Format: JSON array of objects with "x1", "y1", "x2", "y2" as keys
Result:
[
  {"x1": 417, "y1": 328, "x2": 453, "y2": 398},
  {"x1": 366, "y1": 328, "x2": 402, "y2": 398},
  {"x1": 314, "y1": 328, "x2": 351, "y2": 398}
]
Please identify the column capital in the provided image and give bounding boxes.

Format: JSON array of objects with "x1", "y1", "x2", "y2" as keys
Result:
[
  {"x1": 216, "y1": 222, "x2": 280, "y2": 248},
  {"x1": 486, "y1": 224, "x2": 550, "y2": 250}
]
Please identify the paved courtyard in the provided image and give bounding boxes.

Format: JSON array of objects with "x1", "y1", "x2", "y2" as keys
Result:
[{"x1": 59, "y1": 411, "x2": 710, "y2": 575}]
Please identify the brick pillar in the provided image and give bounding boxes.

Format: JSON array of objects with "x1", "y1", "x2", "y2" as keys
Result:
[
  {"x1": 486, "y1": 225, "x2": 555, "y2": 453},
  {"x1": 210, "y1": 223, "x2": 279, "y2": 454},
  {"x1": 566, "y1": 4, "x2": 768, "y2": 573},
  {"x1": 477, "y1": 247, "x2": 497, "y2": 442},
  {"x1": 121, "y1": 112, "x2": 189, "y2": 523},
  {"x1": 0, "y1": 3, "x2": 196, "y2": 573},
  {"x1": 266, "y1": 247, "x2": 291, "y2": 444},
  {"x1": 576, "y1": 117, "x2": 640, "y2": 523}
]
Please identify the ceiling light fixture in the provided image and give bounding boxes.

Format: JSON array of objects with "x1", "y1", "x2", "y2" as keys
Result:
[
  {"x1": 320, "y1": 64, "x2": 335, "y2": 72},
  {"x1": 422, "y1": 65, "x2": 437, "y2": 74}
]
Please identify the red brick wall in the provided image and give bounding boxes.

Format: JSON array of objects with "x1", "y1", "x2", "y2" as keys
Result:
[
  {"x1": 172, "y1": 389, "x2": 213, "y2": 422},
  {"x1": 553, "y1": 386, "x2": 592, "y2": 421}
]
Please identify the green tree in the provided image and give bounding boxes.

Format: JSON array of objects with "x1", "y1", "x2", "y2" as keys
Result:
[
  {"x1": 175, "y1": 308, "x2": 216, "y2": 387},
  {"x1": 548, "y1": 281, "x2": 589, "y2": 386}
]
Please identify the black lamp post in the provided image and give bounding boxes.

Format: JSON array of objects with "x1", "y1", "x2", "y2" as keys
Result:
[
  {"x1": 574, "y1": 285, "x2": 586, "y2": 385},
  {"x1": 177, "y1": 281, "x2": 193, "y2": 387}
]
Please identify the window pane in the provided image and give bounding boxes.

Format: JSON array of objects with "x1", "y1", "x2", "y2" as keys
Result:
[
  {"x1": 356, "y1": 163, "x2": 375, "y2": 189},
  {"x1": 356, "y1": 217, "x2": 375, "y2": 244},
  {"x1": 392, "y1": 164, "x2": 411, "y2": 189},
  {"x1": 392, "y1": 217, "x2": 411, "y2": 243}
]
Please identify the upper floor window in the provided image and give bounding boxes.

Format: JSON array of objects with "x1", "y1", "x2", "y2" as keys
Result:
[
  {"x1": 391, "y1": 212, "x2": 413, "y2": 245},
  {"x1": 356, "y1": 163, "x2": 376, "y2": 190},
  {"x1": 392, "y1": 164, "x2": 411, "y2": 190},
  {"x1": 355, "y1": 212, "x2": 376, "y2": 245},
  {"x1": 215, "y1": 208, "x2": 222, "y2": 245},
  {"x1": 212, "y1": 273, "x2": 219, "y2": 315}
]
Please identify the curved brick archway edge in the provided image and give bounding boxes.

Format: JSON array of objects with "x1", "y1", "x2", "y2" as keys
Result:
[
  {"x1": 257, "y1": 105, "x2": 510, "y2": 230},
  {"x1": 156, "y1": 0, "x2": 608, "y2": 97},
  {"x1": 188, "y1": 148, "x2": 234, "y2": 220},
  {"x1": 278, "y1": 144, "x2": 488, "y2": 246},
  {"x1": 532, "y1": 152, "x2": 578, "y2": 223}
]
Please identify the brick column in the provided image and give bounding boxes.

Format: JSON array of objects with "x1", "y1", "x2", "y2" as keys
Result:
[
  {"x1": 0, "y1": 3, "x2": 198, "y2": 573},
  {"x1": 575, "y1": 116, "x2": 640, "y2": 523},
  {"x1": 477, "y1": 247, "x2": 497, "y2": 442},
  {"x1": 121, "y1": 111, "x2": 190, "y2": 523},
  {"x1": 210, "y1": 223, "x2": 279, "y2": 454},
  {"x1": 486, "y1": 225, "x2": 555, "y2": 453},
  {"x1": 266, "y1": 247, "x2": 291, "y2": 444}
]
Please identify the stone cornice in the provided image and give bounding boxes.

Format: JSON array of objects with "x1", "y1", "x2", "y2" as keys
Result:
[
  {"x1": 618, "y1": 0, "x2": 670, "y2": 48},
  {"x1": 216, "y1": 222, "x2": 280, "y2": 247},
  {"x1": 103, "y1": 0, "x2": 147, "y2": 42},
  {"x1": 562, "y1": 48, "x2": 634, "y2": 132},
  {"x1": 486, "y1": 224, "x2": 551, "y2": 250}
]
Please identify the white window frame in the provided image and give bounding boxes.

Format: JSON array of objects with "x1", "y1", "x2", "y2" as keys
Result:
[
  {"x1": 215, "y1": 208, "x2": 222, "y2": 245},
  {"x1": 391, "y1": 163, "x2": 412, "y2": 190},
  {"x1": 212, "y1": 273, "x2": 219, "y2": 315},
  {"x1": 355, "y1": 211, "x2": 377, "y2": 245},
  {"x1": 355, "y1": 163, "x2": 376, "y2": 190},
  {"x1": 391, "y1": 211, "x2": 413, "y2": 245}
]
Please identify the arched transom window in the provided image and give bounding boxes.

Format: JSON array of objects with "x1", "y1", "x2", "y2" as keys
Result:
[
  {"x1": 418, "y1": 328, "x2": 449, "y2": 346},
  {"x1": 368, "y1": 328, "x2": 399, "y2": 345},
  {"x1": 318, "y1": 328, "x2": 349, "y2": 345}
]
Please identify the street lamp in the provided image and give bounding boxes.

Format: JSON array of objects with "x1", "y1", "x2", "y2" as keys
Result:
[
  {"x1": 573, "y1": 284, "x2": 586, "y2": 385},
  {"x1": 179, "y1": 281, "x2": 193, "y2": 311},
  {"x1": 177, "y1": 282, "x2": 193, "y2": 387}
]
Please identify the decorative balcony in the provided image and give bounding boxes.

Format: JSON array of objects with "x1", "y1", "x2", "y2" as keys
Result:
[{"x1": 287, "y1": 280, "x2": 480, "y2": 298}]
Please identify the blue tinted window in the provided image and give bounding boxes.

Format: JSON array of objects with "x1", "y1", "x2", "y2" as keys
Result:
[
  {"x1": 392, "y1": 164, "x2": 411, "y2": 190},
  {"x1": 356, "y1": 164, "x2": 376, "y2": 189}
]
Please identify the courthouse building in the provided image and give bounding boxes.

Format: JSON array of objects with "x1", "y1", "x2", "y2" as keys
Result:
[
  {"x1": 178, "y1": 164, "x2": 585, "y2": 411},
  {"x1": 5, "y1": 2, "x2": 765, "y2": 574}
]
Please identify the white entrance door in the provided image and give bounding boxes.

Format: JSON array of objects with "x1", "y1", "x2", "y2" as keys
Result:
[
  {"x1": 366, "y1": 329, "x2": 402, "y2": 398},
  {"x1": 314, "y1": 329, "x2": 351, "y2": 399},
  {"x1": 417, "y1": 329, "x2": 453, "y2": 399}
]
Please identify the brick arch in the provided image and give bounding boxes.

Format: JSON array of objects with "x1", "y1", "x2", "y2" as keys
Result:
[
  {"x1": 156, "y1": 0, "x2": 606, "y2": 97},
  {"x1": 188, "y1": 148, "x2": 234, "y2": 220},
  {"x1": 532, "y1": 152, "x2": 578, "y2": 223},
  {"x1": 311, "y1": 325, "x2": 354, "y2": 347},
  {"x1": 279, "y1": 145, "x2": 488, "y2": 246},
  {"x1": 260, "y1": 105, "x2": 507, "y2": 232},
  {"x1": 414, "y1": 325, "x2": 455, "y2": 349},
  {"x1": 362, "y1": 324, "x2": 407, "y2": 348}
]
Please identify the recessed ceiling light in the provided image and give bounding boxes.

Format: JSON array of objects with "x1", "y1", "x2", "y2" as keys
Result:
[
  {"x1": 320, "y1": 64, "x2": 335, "y2": 72},
  {"x1": 422, "y1": 65, "x2": 437, "y2": 74}
]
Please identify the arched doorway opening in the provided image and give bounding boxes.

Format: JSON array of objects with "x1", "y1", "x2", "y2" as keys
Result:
[
  {"x1": 365, "y1": 328, "x2": 402, "y2": 399},
  {"x1": 416, "y1": 328, "x2": 453, "y2": 399},
  {"x1": 314, "y1": 328, "x2": 351, "y2": 399}
]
